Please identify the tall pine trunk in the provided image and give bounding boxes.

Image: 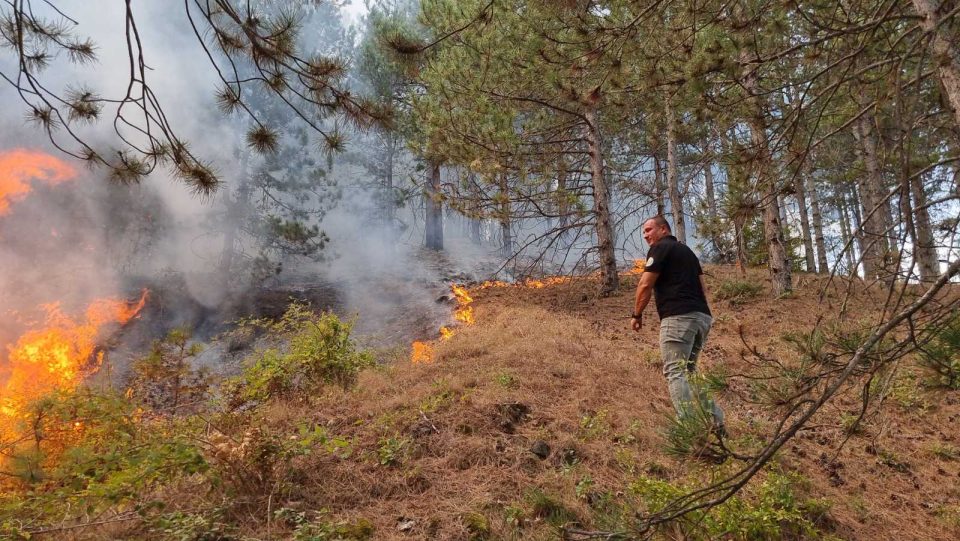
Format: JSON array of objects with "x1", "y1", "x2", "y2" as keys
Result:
[
  {"x1": 807, "y1": 173, "x2": 829, "y2": 273},
  {"x1": 666, "y1": 93, "x2": 686, "y2": 243},
  {"x1": 793, "y1": 167, "x2": 817, "y2": 273},
  {"x1": 741, "y1": 51, "x2": 792, "y2": 295},
  {"x1": 585, "y1": 108, "x2": 619, "y2": 295},
  {"x1": 424, "y1": 161, "x2": 443, "y2": 251},
  {"x1": 853, "y1": 115, "x2": 892, "y2": 281},
  {"x1": 909, "y1": 172, "x2": 939, "y2": 280}
]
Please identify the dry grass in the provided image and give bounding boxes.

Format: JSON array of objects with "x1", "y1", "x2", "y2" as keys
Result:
[{"x1": 104, "y1": 265, "x2": 960, "y2": 540}]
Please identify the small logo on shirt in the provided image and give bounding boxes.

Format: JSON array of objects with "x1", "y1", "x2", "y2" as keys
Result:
[{"x1": 646, "y1": 257, "x2": 654, "y2": 267}]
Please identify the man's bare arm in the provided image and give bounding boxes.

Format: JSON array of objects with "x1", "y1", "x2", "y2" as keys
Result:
[
  {"x1": 699, "y1": 274, "x2": 709, "y2": 303},
  {"x1": 634, "y1": 271, "x2": 659, "y2": 317}
]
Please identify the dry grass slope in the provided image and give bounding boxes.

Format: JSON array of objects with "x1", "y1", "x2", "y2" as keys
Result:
[{"x1": 215, "y1": 265, "x2": 960, "y2": 540}]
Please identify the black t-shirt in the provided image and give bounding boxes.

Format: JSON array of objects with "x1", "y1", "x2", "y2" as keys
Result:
[{"x1": 644, "y1": 235, "x2": 711, "y2": 319}]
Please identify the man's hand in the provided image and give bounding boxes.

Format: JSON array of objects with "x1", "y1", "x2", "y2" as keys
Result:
[{"x1": 631, "y1": 315, "x2": 642, "y2": 332}]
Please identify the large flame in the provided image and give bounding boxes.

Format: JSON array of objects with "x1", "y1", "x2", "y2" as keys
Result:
[
  {"x1": 0, "y1": 149, "x2": 77, "y2": 215},
  {"x1": 0, "y1": 291, "x2": 148, "y2": 437}
]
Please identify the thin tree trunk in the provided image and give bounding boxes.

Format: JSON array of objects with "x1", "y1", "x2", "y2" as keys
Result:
[
  {"x1": 741, "y1": 50, "x2": 792, "y2": 296},
  {"x1": 666, "y1": 93, "x2": 686, "y2": 243},
  {"x1": 703, "y1": 145, "x2": 722, "y2": 257},
  {"x1": 704, "y1": 154, "x2": 717, "y2": 223},
  {"x1": 498, "y1": 173, "x2": 513, "y2": 258},
  {"x1": 384, "y1": 132, "x2": 396, "y2": 228},
  {"x1": 848, "y1": 183, "x2": 867, "y2": 275},
  {"x1": 654, "y1": 154, "x2": 666, "y2": 216},
  {"x1": 838, "y1": 190, "x2": 858, "y2": 274},
  {"x1": 854, "y1": 115, "x2": 887, "y2": 280},
  {"x1": 220, "y1": 147, "x2": 250, "y2": 279},
  {"x1": 793, "y1": 163, "x2": 817, "y2": 273},
  {"x1": 424, "y1": 161, "x2": 443, "y2": 251},
  {"x1": 807, "y1": 174, "x2": 829, "y2": 274},
  {"x1": 910, "y1": 173, "x2": 939, "y2": 280},
  {"x1": 556, "y1": 159, "x2": 570, "y2": 246},
  {"x1": 733, "y1": 215, "x2": 748, "y2": 275},
  {"x1": 585, "y1": 108, "x2": 619, "y2": 295}
]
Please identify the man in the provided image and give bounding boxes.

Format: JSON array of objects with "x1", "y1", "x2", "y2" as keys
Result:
[{"x1": 631, "y1": 216, "x2": 724, "y2": 430}]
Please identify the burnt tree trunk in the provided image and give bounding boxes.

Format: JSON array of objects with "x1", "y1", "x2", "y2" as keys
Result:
[
  {"x1": 585, "y1": 108, "x2": 619, "y2": 295},
  {"x1": 424, "y1": 161, "x2": 443, "y2": 251}
]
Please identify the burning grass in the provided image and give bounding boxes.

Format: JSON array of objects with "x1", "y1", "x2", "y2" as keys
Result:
[{"x1": 0, "y1": 290, "x2": 148, "y2": 439}]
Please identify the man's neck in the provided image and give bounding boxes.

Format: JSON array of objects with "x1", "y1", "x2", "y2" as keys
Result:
[{"x1": 654, "y1": 235, "x2": 677, "y2": 245}]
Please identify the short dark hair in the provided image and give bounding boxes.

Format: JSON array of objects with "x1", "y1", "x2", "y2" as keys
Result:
[{"x1": 645, "y1": 215, "x2": 672, "y2": 232}]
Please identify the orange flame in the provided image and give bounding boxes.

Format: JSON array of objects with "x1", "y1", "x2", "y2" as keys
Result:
[
  {"x1": 450, "y1": 284, "x2": 476, "y2": 327},
  {"x1": 0, "y1": 290, "x2": 148, "y2": 435},
  {"x1": 411, "y1": 341, "x2": 434, "y2": 364},
  {"x1": 0, "y1": 149, "x2": 77, "y2": 215}
]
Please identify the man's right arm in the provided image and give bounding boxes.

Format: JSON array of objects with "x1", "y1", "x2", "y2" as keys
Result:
[{"x1": 632, "y1": 271, "x2": 658, "y2": 331}]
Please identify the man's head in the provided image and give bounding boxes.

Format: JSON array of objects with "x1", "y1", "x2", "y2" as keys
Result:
[{"x1": 642, "y1": 216, "x2": 672, "y2": 246}]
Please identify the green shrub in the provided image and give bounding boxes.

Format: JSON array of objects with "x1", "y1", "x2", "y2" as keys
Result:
[
  {"x1": 229, "y1": 304, "x2": 373, "y2": 405},
  {"x1": 275, "y1": 508, "x2": 374, "y2": 541},
  {"x1": 629, "y1": 470, "x2": 829, "y2": 539},
  {"x1": 128, "y1": 327, "x2": 211, "y2": 413},
  {"x1": 918, "y1": 314, "x2": 960, "y2": 389},
  {"x1": 0, "y1": 389, "x2": 207, "y2": 538},
  {"x1": 714, "y1": 280, "x2": 763, "y2": 304}
]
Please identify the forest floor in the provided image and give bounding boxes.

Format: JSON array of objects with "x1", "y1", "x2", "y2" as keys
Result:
[{"x1": 194, "y1": 264, "x2": 959, "y2": 540}]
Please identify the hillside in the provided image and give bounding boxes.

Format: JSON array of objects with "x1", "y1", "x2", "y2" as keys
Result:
[
  {"x1": 290, "y1": 265, "x2": 960, "y2": 540},
  {"x1": 2, "y1": 265, "x2": 959, "y2": 540}
]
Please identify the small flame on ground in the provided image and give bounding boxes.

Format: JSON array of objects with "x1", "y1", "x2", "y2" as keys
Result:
[
  {"x1": 410, "y1": 264, "x2": 644, "y2": 364},
  {"x1": 0, "y1": 290, "x2": 148, "y2": 438},
  {"x1": 411, "y1": 341, "x2": 434, "y2": 364},
  {"x1": 0, "y1": 149, "x2": 77, "y2": 215}
]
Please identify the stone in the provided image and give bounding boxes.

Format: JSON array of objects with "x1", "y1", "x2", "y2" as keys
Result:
[{"x1": 529, "y1": 440, "x2": 551, "y2": 460}]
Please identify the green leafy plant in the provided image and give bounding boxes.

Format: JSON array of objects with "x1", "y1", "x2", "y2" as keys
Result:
[
  {"x1": 629, "y1": 470, "x2": 829, "y2": 539},
  {"x1": 228, "y1": 304, "x2": 373, "y2": 405},
  {"x1": 377, "y1": 436, "x2": 409, "y2": 466}
]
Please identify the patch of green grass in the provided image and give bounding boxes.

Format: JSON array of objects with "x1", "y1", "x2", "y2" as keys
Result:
[
  {"x1": 929, "y1": 442, "x2": 959, "y2": 461},
  {"x1": 525, "y1": 488, "x2": 579, "y2": 527},
  {"x1": 462, "y1": 511, "x2": 491, "y2": 540},
  {"x1": 578, "y1": 409, "x2": 611, "y2": 440},
  {"x1": 494, "y1": 371, "x2": 517, "y2": 388},
  {"x1": 714, "y1": 279, "x2": 763, "y2": 304}
]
